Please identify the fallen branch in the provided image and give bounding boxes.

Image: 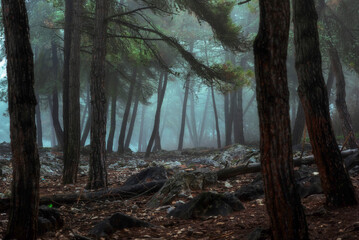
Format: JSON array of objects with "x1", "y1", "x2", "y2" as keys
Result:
[
  {"x1": 0, "y1": 180, "x2": 166, "y2": 213},
  {"x1": 217, "y1": 148, "x2": 359, "y2": 180}
]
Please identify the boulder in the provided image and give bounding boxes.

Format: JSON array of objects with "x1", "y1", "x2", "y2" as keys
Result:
[
  {"x1": 122, "y1": 166, "x2": 167, "y2": 187},
  {"x1": 168, "y1": 192, "x2": 244, "y2": 219}
]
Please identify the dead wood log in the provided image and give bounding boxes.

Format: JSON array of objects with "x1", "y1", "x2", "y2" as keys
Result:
[
  {"x1": 217, "y1": 149, "x2": 359, "y2": 180},
  {"x1": 0, "y1": 180, "x2": 166, "y2": 213}
]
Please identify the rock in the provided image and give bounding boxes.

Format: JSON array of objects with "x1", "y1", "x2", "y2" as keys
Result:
[
  {"x1": 122, "y1": 166, "x2": 167, "y2": 187},
  {"x1": 213, "y1": 144, "x2": 259, "y2": 167},
  {"x1": 297, "y1": 175, "x2": 323, "y2": 198},
  {"x1": 235, "y1": 175, "x2": 264, "y2": 201},
  {"x1": 89, "y1": 213, "x2": 152, "y2": 239},
  {"x1": 247, "y1": 227, "x2": 271, "y2": 240},
  {"x1": 37, "y1": 205, "x2": 64, "y2": 235},
  {"x1": 168, "y1": 192, "x2": 244, "y2": 219},
  {"x1": 147, "y1": 170, "x2": 217, "y2": 208},
  {"x1": 186, "y1": 158, "x2": 220, "y2": 167}
]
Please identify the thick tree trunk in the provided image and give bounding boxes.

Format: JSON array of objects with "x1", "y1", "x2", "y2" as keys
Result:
[
  {"x1": 125, "y1": 88, "x2": 140, "y2": 150},
  {"x1": 87, "y1": 0, "x2": 109, "y2": 190},
  {"x1": 211, "y1": 86, "x2": 221, "y2": 148},
  {"x1": 292, "y1": 101, "x2": 306, "y2": 146},
  {"x1": 178, "y1": 74, "x2": 190, "y2": 150},
  {"x1": 63, "y1": 0, "x2": 82, "y2": 184},
  {"x1": 118, "y1": 67, "x2": 137, "y2": 154},
  {"x1": 35, "y1": 94, "x2": 43, "y2": 147},
  {"x1": 293, "y1": 0, "x2": 357, "y2": 207},
  {"x1": 138, "y1": 105, "x2": 146, "y2": 152},
  {"x1": 233, "y1": 88, "x2": 245, "y2": 144},
  {"x1": 107, "y1": 80, "x2": 118, "y2": 152},
  {"x1": 330, "y1": 47, "x2": 358, "y2": 149},
  {"x1": 145, "y1": 72, "x2": 168, "y2": 158},
  {"x1": 50, "y1": 42, "x2": 64, "y2": 147},
  {"x1": 2, "y1": 1, "x2": 40, "y2": 238},
  {"x1": 254, "y1": 0, "x2": 309, "y2": 238}
]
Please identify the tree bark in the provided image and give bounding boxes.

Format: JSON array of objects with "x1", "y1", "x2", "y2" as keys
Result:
[
  {"x1": 145, "y1": 72, "x2": 168, "y2": 158},
  {"x1": 118, "y1": 67, "x2": 137, "y2": 154},
  {"x1": 87, "y1": 0, "x2": 109, "y2": 190},
  {"x1": 2, "y1": 1, "x2": 40, "y2": 238},
  {"x1": 254, "y1": 0, "x2": 309, "y2": 238},
  {"x1": 35, "y1": 93, "x2": 43, "y2": 147},
  {"x1": 189, "y1": 90, "x2": 199, "y2": 147},
  {"x1": 107, "y1": 79, "x2": 118, "y2": 152},
  {"x1": 178, "y1": 74, "x2": 190, "y2": 150},
  {"x1": 293, "y1": 0, "x2": 357, "y2": 207},
  {"x1": 292, "y1": 101, "x2": 306, "y2": 146},
  {"x1": 63, "y1": 0, "x2": 82, "y2": 184},
  {"x1": 330, "y1": 46, "x2": 358, "y2": 149},
  {"x1": 199, "y1": 88, "x2": 211, "y2": 145},
  {"x1": 224, "y1": 93, "x2": 232, "y2": 146},
  {"x1": 211, "y1": 85, "x2": 221, "y2": 148},
  {"x1": 138, "y1": 105, "x2": 146, "y2": 152}
]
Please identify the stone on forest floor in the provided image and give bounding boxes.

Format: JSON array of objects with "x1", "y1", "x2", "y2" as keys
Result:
[
  {"x1": 146, "y1": 170, "x2": 217, "y2": 208},
  {"x1": 89, "y1": 213, "x2": 152, "y2": 238},
  {"x1": 235, "y1": 175, "x2": 264, "y2": 201},
  {"x1": 37, "y1": 205, "x2": 64, "y2": 235},
  {"x1": 167, "y1": 192, "x2": 244, "y2": 219},
  {"x1": 122, "y1": 166, "x2": 167, "y2": 187},
  {"x1": 247, "y1": 227, "x2": 271, "y2": 240}
]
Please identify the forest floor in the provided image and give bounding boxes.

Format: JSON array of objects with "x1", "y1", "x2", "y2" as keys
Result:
[{"x1": 0, "y1": 144, "x2": 359, "y2": 240}]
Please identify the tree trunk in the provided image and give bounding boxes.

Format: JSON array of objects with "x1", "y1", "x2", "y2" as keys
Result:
[
  {"x1": 224, "y1": 93, "x2": 232, "y2": 145},
  {"x1": 189, "y1": 90, "x2": 199, "y2": 147},
  {"x1": 87, "y1": 0, "x2": 109, "y2": 190},
  {"x1": 118, "y1": 67, "x2": 137, "y2": 154},
  {"x1": 178, "y1": 74, "x2": 190, "y2": 150},
  {"x1": 81, "y1": 84, "x2": 90, "y2": 133},
  {"x1": 199, "y1": 88, "x2": 211, "y2": 145},
  {"x1": 2, "y1": 1, "x2": 40, "y2": 238},
  {"x1": 138, "y1": 105, "x2": 146, "y2": 152},
  {"x1": 35, "y1": 93, "x2": 43, "y2": 147},
  {"x1": 253, "y1": 0, "x2": 309, "y2": 238},
  {"x1": 125, "y1": 87, "x2": 140, "y2": 150},
  {"x1": 293, "y1": 0, "x2": 357, "y2": 207},
  {"x1": 292, "y1": 101, "x2": 306, "y2": 146},
  {"x1": 243, "y1": 92, "x2": 255, "y2": 117},
  {"x1": 211, "y1": 85, "x2": 221, "y2": 148},
  {"x1": 330, "y1": 47, "x2": 358, "y2": 149},
  {"x1": 81, "y1": 112, "x2": 91, "y2": 147},
  {"x1": 237, "y1": 87, "x2": 245, "y2": 144},
  {"x1": 107, "y1": 80, "x2": 118, "y2": 152},
  {"x1": 50, "y1": 42, "x2": 64, "y2": 147},
  {"x1": 326, "y1": 65, "x2": 334, "y2": 101},
  {"x1": 63, "y1": 0, "x2": 82, "y2": 184},
  {"x1": 145, "y1": 72, "x2": 168, "y2": 158}
]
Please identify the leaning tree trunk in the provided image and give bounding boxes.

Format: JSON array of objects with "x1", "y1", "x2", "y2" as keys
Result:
[
  {"x1": 292, "y1": 101, "x2": 306, "y2": 146},
  {"x1": 293, "y1": 0, "x2": 357, "y2": 207},
  {"x1": 50, "y1": 42, "x2": 64, "y2": 147},
  {"x1": 87, "y1": 0, "x2": 109, "y2": 190},
  {"x1": 211, "y1": 85, "x2": 221, "y2": 148},
  {"x1": 330, "y1": 46, "x2": 358, "y2": 149},
  {"x1": 145, "y1": 72, "x2": 168, "y2": 158},
  {"x1": 118, "y1": 67, "x2": 137, "y2": 154},
  {"x1": 125, "y1": 88, "x2": 140, "y2": 150},
  {"x1": 35, "y1": 93, "x2": 43, "y2": 147},
  {"x1": 63, "y1": 0, "x2": 82, "y2": 184},
  {"x1": 253, "y1": 0, "x2": 309, "y2": 239},
  {"x1": 2, "y1": 1, "x2": 40, "y2": 239},
  {"x1": 107, "y1": 79, "x2": 118, "y2": 152},
  {"x1": 178, "y1": 74, "x2": 190, "y2": 150}
]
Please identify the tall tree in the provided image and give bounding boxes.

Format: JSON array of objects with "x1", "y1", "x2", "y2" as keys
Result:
[
  {"x1": 63, "y1": 0, "x2": 82, "y2": 184},
  {"x1": 178, "y1": 74, "x2": 190, "y2": 150},
  {"x1": 293, "y1": 0, "x2": 358, "y2": 207},
  {"x1": 211, "y1": 85, "x2": 221, "y2": 148},
  {"x1": 35, "y1": 93, "x2": 43, "y2": 147},
  {"x1": 124, "y1": 86, "x2": 140, "y2": 150},
  {"x1": 2, "y1": 0, "x2": 40, "y2": 239},
  {"x1": 253, "y1": 0, "x2": 309, "y2": 238},
  {"x1": 87, "y1": 0, "x2": 109, "y2": 190},
  {"x1": 107, "y1": 79, "x2": 118, "y2": 152}
]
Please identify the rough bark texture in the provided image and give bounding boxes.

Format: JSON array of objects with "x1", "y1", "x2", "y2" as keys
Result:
[
  {"x1": 50, "y1": 42, "x2": 64, "y2": 147},
  {"x1": 63, "y1": 0, "x2": 82, "y2": 184},
  {"x1": 145, "y1": 72, "x2": 168, "y2": 158},
  {"x1": 2, "y1": 1, "x2": 40, "y2": 239},
  {"x1": 118, "y1": 67, "x2": 137, "y2": 154},
  {"x1": 211, "y1": 86, "x2": 221, "y2": 148},
  {"x1": 293, "y1": 0, "x2": 358, "y2": 207},
  {"x1": 292, "y1": 101, "x2": 306, "y2": 146},
  {"x1": 87, "y1": 0, "x2": 109, "y2": 190},
  {"x1": 178, "y1": 75, "x2": 190, "y2": 150},
  {"x1": 254, "y1": 0, "x2": 309, "y2": 239},
  {"x1": 35, "y1": 93, "x2": 43, "y2": 147},
  {"x1": 330, "y1": 47, "x2": 358, "y2": 149},
  {"x1": 107, "y1": 80, "x2": 118, "y2": 152}
]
